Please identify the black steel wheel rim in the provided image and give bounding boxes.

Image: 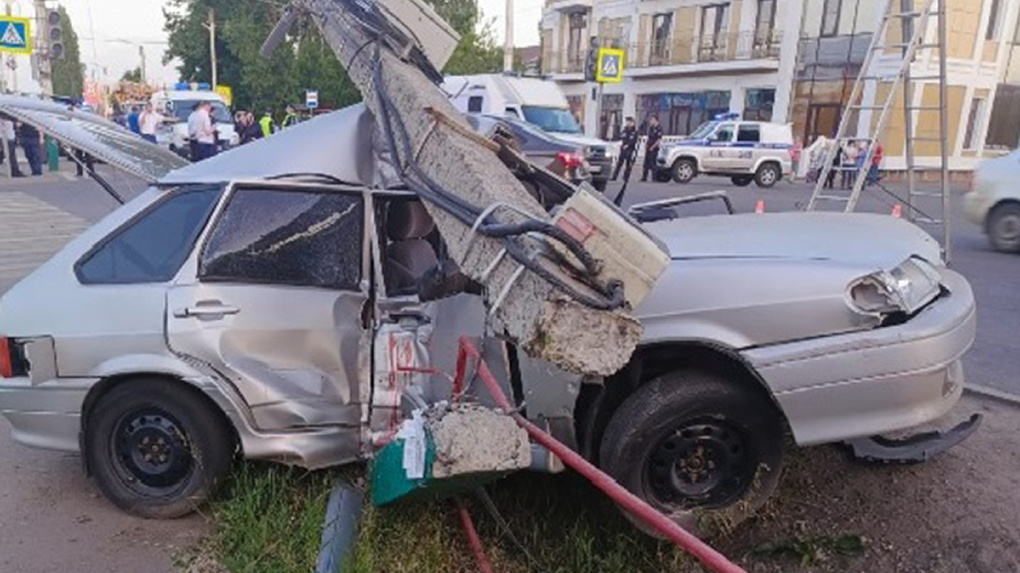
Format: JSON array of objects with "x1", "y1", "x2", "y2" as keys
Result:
[
  {"x1": 111, "y1": 407, "x2": 195, "y2": 496},
  {"x1": 644, "y1": 416, "x2": 753, "y2": 509}
]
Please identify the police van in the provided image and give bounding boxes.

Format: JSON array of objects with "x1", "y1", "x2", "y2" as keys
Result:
[
  {"x1": 656, "y1": 113, "x2": 793, "y2": 188},
  {"x1": 150, "y1": 83, "x2": 237, "y2": 158}
]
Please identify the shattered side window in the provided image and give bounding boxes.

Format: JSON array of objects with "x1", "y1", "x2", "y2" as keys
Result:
[{"x1": 199, "y1": 188, "x2": 363, "y2": 290}]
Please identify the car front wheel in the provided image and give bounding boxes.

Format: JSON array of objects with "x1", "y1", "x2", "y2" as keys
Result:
[
  {"x1": 671, "y1": 158, "x2": 697, "y2": 184},
  {"x1": 755, "y1": 163, "x2": 782, "y2": 188},
  {"x1": 85, "y1": 379, "x2": 234, "y2": 519},
  {"x1": 988, "y1": 203, "x2": 1020, "y2": 253},
  {"x1": 599, "y1": 370, "x2": 784, "y2": 538}
]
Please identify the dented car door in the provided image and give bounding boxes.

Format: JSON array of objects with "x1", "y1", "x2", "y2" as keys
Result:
[{"x1": 166, "y1": 181, "x2": 371, "y2": 431}]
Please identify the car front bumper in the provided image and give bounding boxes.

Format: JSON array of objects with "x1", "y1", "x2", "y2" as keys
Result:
[
  {"x1": 962, "y1": 191, "x2": 994, "y2": 228},
  {"x1": 742, "y1": 268, "x2": 976, "y2": 446}
]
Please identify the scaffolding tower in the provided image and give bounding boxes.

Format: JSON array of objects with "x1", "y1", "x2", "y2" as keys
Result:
[{"x1": 807, "y1": 0, "x2": 952, "y2": 262}]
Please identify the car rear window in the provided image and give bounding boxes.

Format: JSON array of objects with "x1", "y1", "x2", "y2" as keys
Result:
[
  {"x1": 76, "y1": 186, "x2": 221, "y2": 284},
  {"x1": 198, "y1": 187, "x2": 363, "y2": 291}
]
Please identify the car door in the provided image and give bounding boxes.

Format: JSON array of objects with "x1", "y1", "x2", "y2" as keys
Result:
[
  {"x1": 166, "y1": 181, "x2": 372, "y2": 432},
  {"x1": 701, "y1": 122, "x2": 735, "y2": 171},
  {"x1": 733, "y1": 123, "x2": 762, "y2": 172}
]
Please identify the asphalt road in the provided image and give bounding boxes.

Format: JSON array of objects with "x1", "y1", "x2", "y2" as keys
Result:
[{"x1": 0, "y1": 170, "x2": 1016, "y2": 572}]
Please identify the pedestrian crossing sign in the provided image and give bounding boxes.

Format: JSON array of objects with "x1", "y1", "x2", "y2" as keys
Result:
[
  {"x1": 596, "y1": 47, "x2": 625, "y2": 84},
  {"x1": 0, "y1": 17, "x2": 32, "y2": 55}
]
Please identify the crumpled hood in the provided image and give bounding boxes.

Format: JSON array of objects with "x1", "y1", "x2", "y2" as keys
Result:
[{"x1": 645, "y1": 212, "x2": 943, "y2": 269}]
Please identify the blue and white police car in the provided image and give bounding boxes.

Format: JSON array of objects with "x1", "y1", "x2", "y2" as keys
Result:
[{"x1": 656, "y1": 113, "x2": 794, "y2": 188}]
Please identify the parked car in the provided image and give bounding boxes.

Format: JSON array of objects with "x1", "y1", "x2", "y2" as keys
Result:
[
  {"x1": 0, "y1": 96, "x2": 978, "y2": 536},
  {"x1": 964, "y1": 151, "x2": 1020, "y2": 252},
  {"x1": 465, "y1": 113, "x2": 591, "y2": 191},
  {"x1": 443, "y1": 74, "x2": 615, "y2": 191},
  {"x1": 657, "y1": 115, "x2": 794, "y2": 188}
]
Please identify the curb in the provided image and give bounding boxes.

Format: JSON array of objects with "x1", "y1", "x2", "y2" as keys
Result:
[{"x1": 964, "y1": 384, "x2": 1020, "y2": 408}]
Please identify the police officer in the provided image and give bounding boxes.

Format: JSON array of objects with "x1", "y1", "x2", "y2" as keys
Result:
[
  {"x1": 18, "y1": 121, "x2": 43, "y2": 176},
  {"x1": 612, "y1": 116, "x2": 638, "y2": 181},
  {"x1": 260, "y1": 109, "x2": 276, "y2": 137},
  {"x1": 641, "y1": 114, "x2": 663, "y2": 182}
]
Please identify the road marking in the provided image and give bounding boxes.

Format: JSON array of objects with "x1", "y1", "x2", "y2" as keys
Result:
[{"x1": 0, "y1": 192, "x2": 87, "y2": 292}]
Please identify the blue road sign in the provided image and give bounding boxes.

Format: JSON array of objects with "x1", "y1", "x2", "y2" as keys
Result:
[{"x1": 0, "y1": 17, "x2": 32, "y2": 55}]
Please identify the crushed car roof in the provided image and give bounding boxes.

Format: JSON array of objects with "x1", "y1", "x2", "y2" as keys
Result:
[
  {"x1": 0, "y1": 94, "x2": 189, "y2": 182},
  {"x1": 158, "y1": 103, "x2": 376, "y2": 187}
]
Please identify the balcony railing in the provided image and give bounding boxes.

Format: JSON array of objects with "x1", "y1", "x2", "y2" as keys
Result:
[{"x1": 542, "y1": 30, "x2": 782, "y2": 75}]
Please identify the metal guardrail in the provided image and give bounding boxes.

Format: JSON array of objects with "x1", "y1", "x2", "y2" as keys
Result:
[{"x1": 544, "y1": 30, "x2": 782, "y2": 74}]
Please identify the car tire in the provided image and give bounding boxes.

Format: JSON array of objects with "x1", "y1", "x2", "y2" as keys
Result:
[
  {"x1": 671, "y1": 158, "x2": 697, "y2": 184},
  {"x1": 754, "y1": 163, "x2": 782, "y2": 188},
  {"x1": 85, "y1": 379, "x2": 234, "y2": 519},
  {"x1": 988, "y1": 203, "x2": 1020, "y2": 253},
  {"x1": 731, "y1": 175, "x2": 754, "y2": 187},
  {"x1": 593, "y1": 179, "x2": 608, "y2": 193},
  {"x1": 599, "y1": 369, "x2": 784, "y2": 539}
]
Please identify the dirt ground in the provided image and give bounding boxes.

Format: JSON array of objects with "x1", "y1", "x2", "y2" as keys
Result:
[{"x1": 704, "y1": 393, "x2": 1020, "y2": 572}]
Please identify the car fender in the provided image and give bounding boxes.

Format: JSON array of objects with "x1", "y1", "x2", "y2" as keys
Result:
[
  {"x1": 751, "y1": 155, "x2": 786, "y2": 174},
  {"x1": 663, "y1": 149, "x2": 702, "y2": 172}
]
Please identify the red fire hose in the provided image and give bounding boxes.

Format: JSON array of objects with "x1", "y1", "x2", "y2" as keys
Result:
[{"x1": 453, "y1": 336, "x2": 747, "y2": 573}]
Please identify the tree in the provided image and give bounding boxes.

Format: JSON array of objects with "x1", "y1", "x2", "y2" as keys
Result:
[
  {"x1": 51, "y1": 6, "x2": 85, "y2": 99},
  {"x1": 423, "y1": 0, "x2": 502, "y2": 74},
  {"x1": 121, "y1": 67, "x2": 143, "y2": 83},
  {"x1": 162, "y1": 0, "x2": 501, "y2": 116}
]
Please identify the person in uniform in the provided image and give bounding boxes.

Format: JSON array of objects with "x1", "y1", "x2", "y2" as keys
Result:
[
  {"x1": 612, "y1": 116, "x2": 638, "y2": 181},
  {"x1": 641, "y1": 114, "x2": 663, "y2": 182}
]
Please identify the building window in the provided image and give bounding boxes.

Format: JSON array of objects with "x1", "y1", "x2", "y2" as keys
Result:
[
  {"x1": 699, "y1": 4, "x2": 731, "y2": 61},
  {"x1": 987, "y1": 0, "x2": 1004, "y2": 40},
  {"x1": 821, "y1": 0, "x2": 841, "y2": 38},
  {"x1": 964, "y1": 97, "x2": 988, "y2": 150},
  {"x1": 744, "y1": 88, "x2": 776, "y2": 121},
  {"x1": 637, "y1": 91, "x2": 731, "y2": 136},
  {"x1": 650, "y1": 13, "x2": 673, "y2": 65},
  {"x1": 567, "y1": 12, "x2": 588, "y2": 71},
  {"x1": 755, "y1": 0, "x2": 777, "y2": 44}
]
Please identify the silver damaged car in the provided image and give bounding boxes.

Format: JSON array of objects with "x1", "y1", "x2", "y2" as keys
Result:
[{"x1": 0, "y1": 96, "x2": 978, "y2": 534}]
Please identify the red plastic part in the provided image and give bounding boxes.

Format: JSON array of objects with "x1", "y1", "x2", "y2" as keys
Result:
[{"x1": 453, "y1": 336, "x2": 748, "y2": 573}]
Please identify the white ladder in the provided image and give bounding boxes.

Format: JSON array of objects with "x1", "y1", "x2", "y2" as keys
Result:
[{"x1": 807, "y1": 0, "x2": 952, "y2": 261}]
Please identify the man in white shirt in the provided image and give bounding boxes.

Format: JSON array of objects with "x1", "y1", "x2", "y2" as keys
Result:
[
  {"x1": 186, "y1": 102, "x2": 217, "y2": 161},
  {"x1": 1, "y1": 117, "x2": 23, "y2": 178},
  {"x1": 138, "y1": 103, "x2": 168, "y2": 144}
]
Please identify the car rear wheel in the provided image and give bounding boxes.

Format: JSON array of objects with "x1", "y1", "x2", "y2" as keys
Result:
[
  {"x1": 988, "y1": 203, "x2": 1020, "y2": 253},
  {"x1": 755, "y1": 163, "x2": 782, "y2": 188},
  {"x1": 85, "y1": 379, "x2": 234, "y2": 519},
  {"x1": 599, "y1": 370, "x2": 784, "y2": 538},
  {"x1": 671, "y1": 158, "x2": 697, "y2": 184},
  {"x1": 731, "y1": 175, "x2": 754, "y2": 187}
]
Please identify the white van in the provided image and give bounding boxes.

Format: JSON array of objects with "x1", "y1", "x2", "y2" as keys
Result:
[
  {"x1": 151, "y1": 84, "x2": 237, "y2": 158},
  {"x1": 443, "y1": 74, "x2": 615, "y2": 190}
]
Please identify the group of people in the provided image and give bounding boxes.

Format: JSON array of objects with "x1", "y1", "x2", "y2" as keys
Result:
[
  {"x1": 808, "y1": 137, "x2": 884, "y2": 189},
  {"x1": 0, "y1": 115, "x2": 44, "y2": 178},
  {"x1": 610, "y1": 114, "x2": 664, "y2": 183},
  {"x1": 234, "y1": 105, "x2": 301, "y2": 146}
]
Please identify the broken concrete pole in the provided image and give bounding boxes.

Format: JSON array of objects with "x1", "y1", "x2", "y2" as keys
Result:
[
  {"x1": 297, "y1": 0, "x2": 645, "y2": 375},
  {"x1": 426, "y1": 404, "x2": 530, "y2": 479}
]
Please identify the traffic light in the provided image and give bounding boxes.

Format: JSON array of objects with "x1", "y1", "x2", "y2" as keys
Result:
[{"x1": 47, "y1": 9, "x2": 63, "y2": 59}]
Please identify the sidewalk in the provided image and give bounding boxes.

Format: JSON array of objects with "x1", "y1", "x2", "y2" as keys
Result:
[{"x1": 0, "y1": 160, "x2": 82, "y2": 185}]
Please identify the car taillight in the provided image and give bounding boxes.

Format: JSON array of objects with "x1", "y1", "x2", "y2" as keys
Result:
[
  {"x1": 0, "y1": 337, "x2": 12, "y2": 378},
  {"x1": 556, "y1": 152, "x2": 584, "y2": 169}
]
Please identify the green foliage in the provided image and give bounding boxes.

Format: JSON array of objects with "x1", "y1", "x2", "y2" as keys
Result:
[
  {"x1": 162, "y1": 0, "x2": 501, "y2": 118},
  {"x1": 121, "y1": 67, "x2": 143, "y2": 83},
  {"x1": 51, "y1": 6, "x2": 84, "y2": 99},
  {"x1": 208, "y1": 463, "x2": 333, "y2": 573}
]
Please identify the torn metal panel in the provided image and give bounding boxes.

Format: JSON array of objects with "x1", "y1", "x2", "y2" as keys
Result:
[{"x1": 0, "y1": 94, "x2": 188, "y2": 182}]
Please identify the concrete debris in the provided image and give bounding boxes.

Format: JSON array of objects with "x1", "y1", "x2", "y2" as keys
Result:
[
  {"x1": 425, "y1": 403, "x2": 531, "y2": 479},
  {"x1": 290, "y1": 0, "x2": 659, "y2": 376}
]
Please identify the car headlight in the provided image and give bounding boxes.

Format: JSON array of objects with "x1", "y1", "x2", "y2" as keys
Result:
[{"x1": 848, "y1": 257, "x2": 941, "y2": 316}]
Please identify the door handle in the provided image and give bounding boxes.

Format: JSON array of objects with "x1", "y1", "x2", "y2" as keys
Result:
[{"x1": 173, "y1": 303, "x2": 240, "y2": 318}]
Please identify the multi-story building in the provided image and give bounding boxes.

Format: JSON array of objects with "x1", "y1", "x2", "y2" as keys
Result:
[
  {"x1": 541, "y1": 0, "x2": 1020, "y2": 172},
  {"x1": 540, "y1": 0, "x2": 805, "y2": 139}
]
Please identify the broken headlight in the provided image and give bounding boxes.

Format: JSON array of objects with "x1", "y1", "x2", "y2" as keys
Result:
[{"x1": 848, "y1": 257, "x2": 942, "y2": 316}]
